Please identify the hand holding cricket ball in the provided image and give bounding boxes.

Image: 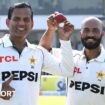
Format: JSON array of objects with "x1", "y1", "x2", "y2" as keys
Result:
[{"x1": 48, "y1": 11, "x2": 74, "y2": 40}]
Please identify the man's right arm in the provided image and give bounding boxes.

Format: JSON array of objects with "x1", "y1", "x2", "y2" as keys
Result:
[
  {"x1": 39, "y1": 12, "x2": 74, "y2": 76},
  {"x1": 39, "y1": 12, "x2": 74, "y2": 52}
]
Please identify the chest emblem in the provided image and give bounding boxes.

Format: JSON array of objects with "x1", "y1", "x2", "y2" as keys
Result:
[
  {"x1": 96, "y1": 71, "x2": 105, "y2": 80},
  {"x1": 29, "y1": 56, "x2": 36, "y2": 68}
]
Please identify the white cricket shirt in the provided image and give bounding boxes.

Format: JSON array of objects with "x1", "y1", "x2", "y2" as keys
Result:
[
  {"x1": 0, "y1": 34, "x2": 74, "y2": 105},
  {"x1": 67, "y1": 46, "x2": 105, "y2": 105}
]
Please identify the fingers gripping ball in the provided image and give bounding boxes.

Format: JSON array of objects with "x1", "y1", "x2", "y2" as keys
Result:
[
  {"x1": 49, "y1": 11, "x2": 67, "y2": 23},
  {"x1": 54, "y1": 12, "x2": 67, "y2": 23}
]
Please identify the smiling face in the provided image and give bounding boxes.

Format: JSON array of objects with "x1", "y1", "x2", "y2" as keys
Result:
[
  {"x1": 80, "y1": 17, "x2": 104, "y2": 49},
  {"x1": 6, "y1": 7, "x2": 33, "y2": 39}
]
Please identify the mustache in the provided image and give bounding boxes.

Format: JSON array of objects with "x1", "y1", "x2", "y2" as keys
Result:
[{"x1": 84, "y1": 37, "x2": 97, "y2": 40}]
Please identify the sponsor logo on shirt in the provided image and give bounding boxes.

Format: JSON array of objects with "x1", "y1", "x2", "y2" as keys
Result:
[
  {"x1": 1, "y1": 71, "x2": 38, "y2": 82},
  {"x1": 74, "y1": 67, "x2": 81, "y2": 74},
  {"x1": 0, "y1": 56, "x2": 18, "y2": 63},
  {"x1": 69, "y1": 80, "x2": 105, "y2": 95}
]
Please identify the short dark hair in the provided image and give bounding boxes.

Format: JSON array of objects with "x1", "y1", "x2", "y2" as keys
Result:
[{"x1": 8, "y1": 2, "x2": 33, "y2": 20}]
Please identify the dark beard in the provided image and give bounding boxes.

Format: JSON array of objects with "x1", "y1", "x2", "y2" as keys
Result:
[{"x1": 81, "y1": 36, "x2": 102, "y2": 49}]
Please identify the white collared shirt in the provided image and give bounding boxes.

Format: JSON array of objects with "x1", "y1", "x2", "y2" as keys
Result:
[
  {"x1": 0, "y1": 34, "x2": 74, "y2": 105},
  {"x1": 67, "y1": 46, "x2": 105, "y2": 105}
]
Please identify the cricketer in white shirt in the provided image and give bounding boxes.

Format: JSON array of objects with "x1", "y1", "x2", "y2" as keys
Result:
[
  {"x1": 0, "y1": 34, "x2": 74, "y2": 105},
  {"x1": 52, "y1": 45, "x2": 105, "y2": 105}
]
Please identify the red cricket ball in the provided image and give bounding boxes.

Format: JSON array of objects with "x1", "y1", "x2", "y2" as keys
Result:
[{"x1": 54, "y1": 13, "x2": 67, "y2": 23}]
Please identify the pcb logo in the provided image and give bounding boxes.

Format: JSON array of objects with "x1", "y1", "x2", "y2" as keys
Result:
[{"x1": 29, "y1": 56, "x2": 36, "y2": 69}]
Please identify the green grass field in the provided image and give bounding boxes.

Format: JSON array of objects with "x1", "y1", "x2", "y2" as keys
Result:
[{"x1": 39, "y1": 96, "x2": 66, "y2": 105}]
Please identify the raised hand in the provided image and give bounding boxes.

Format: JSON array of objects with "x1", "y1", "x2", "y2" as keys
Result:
[
  {"x1": 47, "y1": 11, "x2": 67, "y2": 31},
  {"x1": 58, "y1": 21, "x2": 74, "y2": 40},
  {"x1": 0, "y1": 75, "x2": 15, "y2": 100},
  {"x1": 39, "y1": 12, "x2": 69, "y2": 50}
]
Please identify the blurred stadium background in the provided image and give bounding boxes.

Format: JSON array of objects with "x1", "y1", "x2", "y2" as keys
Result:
[{"x1": 0, "y1": 0, "x2": 105, "y2": 105}]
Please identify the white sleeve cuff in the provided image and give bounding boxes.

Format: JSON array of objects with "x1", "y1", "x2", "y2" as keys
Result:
[
  {"x1": 60, "y1": 39, "x2": 70, "y2": 44},
  {"x1": 60, "y1": 39, "x2": 72, "y2": 48}
]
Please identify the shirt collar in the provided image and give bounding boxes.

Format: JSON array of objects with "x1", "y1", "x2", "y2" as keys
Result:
[
  {"x1": 95, "y1": 45, "x2": 105, "y2": 62},
  {"x1": 1, "y1": 34, "x2": 32, "y2": 48},
  {"x1": 2, "y1": 34, "x2": 13, "y2": 47},
  {"x1": 80, "y1": 45, "x2": 105, "y2": 62}
]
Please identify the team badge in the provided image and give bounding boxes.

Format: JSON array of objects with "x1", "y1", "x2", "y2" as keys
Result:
[
  {"x1": 29, "y1": 56, "x2": 36, "y2": 69},
  {"x1": 96, "y1": 71, "x2": 105, "y2": 80}
]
